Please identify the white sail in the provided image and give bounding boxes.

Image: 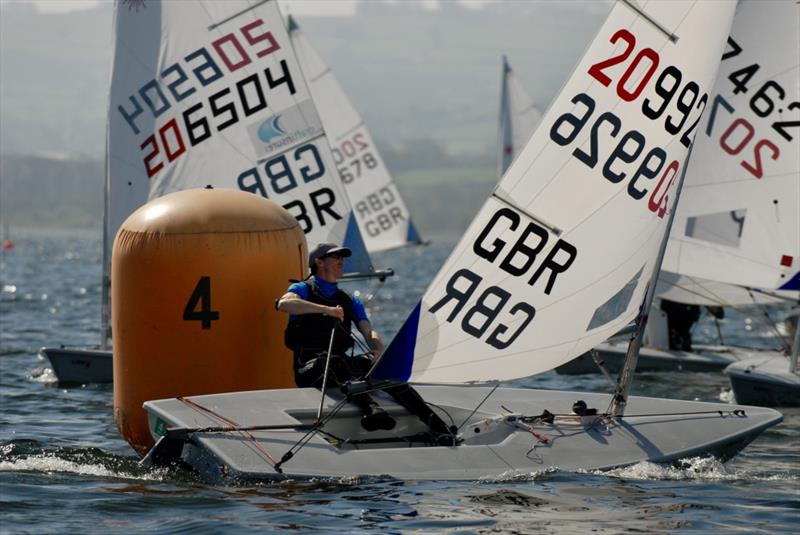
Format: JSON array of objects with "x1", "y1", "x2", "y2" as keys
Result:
[
  {"x1": 497, "y1": 56, "x2": 542, "y2": 179},
  {"x1": 288, "y1": 16, "x2": 425, "y2": 253},
  {"x1": 374, "y1": 0, "x2": 736, "y2": 383},
  {"x1": 106, "y1": 0, "x2": 372, "y2": 278},
  {"x1": 655, "y1": 273, "x2": 792, "y2": 307},
  {"x1": 662, "y1": 0, "x2": 800, "y2": 293}
]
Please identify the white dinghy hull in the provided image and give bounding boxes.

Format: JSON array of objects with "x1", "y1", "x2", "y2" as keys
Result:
[
  {"x1": 556, "y1": 341, "x2": 781, "y2": 375},
  {"x1": 144, "y1": 386, "x2": 781, "y2": 483},
  {"x1": 725, "y1": 357, "x2": 800, "y2": 407},
  {"x1": 40, "y1": 347, "x2": 113, "y2": 384}
]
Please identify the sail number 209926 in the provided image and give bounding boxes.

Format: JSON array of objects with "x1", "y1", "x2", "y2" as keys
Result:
[{"x1": 547, "y1": 28, "x2": 708, "y2": 218}]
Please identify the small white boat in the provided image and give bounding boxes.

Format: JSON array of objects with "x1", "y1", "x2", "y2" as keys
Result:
[
  {"x1": 556, "y1": 301, "x2": 789, "y2": 375},
  {"x1": 39, "y1": 347, "x2": 113, "y2": 384},
  {"x1": 556, "y1": 342, "x2": 741, "y2": 374},
  {"x1": 725, "y1": 311, "x2": 800, "y2": 406},
  {"x1": 725, "y1": 357, "x2": 800, "y2": 407}
]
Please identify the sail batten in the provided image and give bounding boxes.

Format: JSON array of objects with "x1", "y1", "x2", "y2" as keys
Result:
[{"x1": 374, "y1": 0, "x2": 737, "y2": 384}]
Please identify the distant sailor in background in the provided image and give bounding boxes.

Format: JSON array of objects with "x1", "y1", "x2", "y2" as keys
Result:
[
  {"x1": 277, "y1": 243, "x2": 457, "y2": 443},
  {"x1": 660, "y1": 299, "x2": 702, "y2": 351}
]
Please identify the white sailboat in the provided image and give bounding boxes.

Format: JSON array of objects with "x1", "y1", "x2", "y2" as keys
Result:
[
  {"x1": 40, "y1": 0, "x2": 386, "y2": 382},
  {"x1": 672, "y1": 0, "x2": 800, "y2": 405},
  {"x1": 725, "y1": 308, "x2": 799, "y2": 406},
  {"x1": 558, "y1": 0, "x2": 800, "y2": 374},
  {"x1": 288, "y1": 15, "x2": 425, "y2": 253},
  {"x1": 496, "y1": 55, "x2": 542, "y2": 180},
  {"x1": 142, "y1": 0, "x2": 782, "y2": 481}
]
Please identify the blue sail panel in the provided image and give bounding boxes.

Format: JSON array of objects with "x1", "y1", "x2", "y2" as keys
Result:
[
  {"x1": 406, "y1": 219, "x2": 423, "y2": 245},
  {"x1": 342, "y1": 212, "x2": 373, "y2": 274},
  {"x1": 371, "y1": 301, "x2": 421, "y2": 382},
  {"x1": 779, "y1": 271, "x2": 800, "y2": 291}
]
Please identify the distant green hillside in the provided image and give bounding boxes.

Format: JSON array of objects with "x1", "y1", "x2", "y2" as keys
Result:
[
  {"x1": 0, "y1": 153, "x2": 492, "y2": 237},
  {"x1": 394, "y1": 167, "x2": 495, "y2": 237},
  {"x1": 0, "y1": 154, "x2": 103, "y2": 229}
]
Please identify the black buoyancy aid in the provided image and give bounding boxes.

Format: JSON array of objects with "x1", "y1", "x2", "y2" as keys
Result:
[{"x1": 284, "y1": 279, "x2": 355, "y2": 353}]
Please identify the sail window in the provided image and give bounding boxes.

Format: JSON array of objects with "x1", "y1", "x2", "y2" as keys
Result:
[
  {"x1": 684, "y1": 210, "x2": 746, "y2": 248},
  {"x1": 587, "y1": 267, "x2": 643, "y2": 330}
]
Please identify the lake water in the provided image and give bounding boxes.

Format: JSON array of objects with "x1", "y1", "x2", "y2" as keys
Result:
[{"x1": 1, "y1": 229, "x2": 797, "y2": 534}]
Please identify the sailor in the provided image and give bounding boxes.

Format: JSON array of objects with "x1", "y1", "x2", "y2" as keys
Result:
[
  {"x1": 277, "y1": 243, "x2": 457, "y2": 443},
  {"x1": 659, "y1": 299, "x2": 701, "y2": 351}
]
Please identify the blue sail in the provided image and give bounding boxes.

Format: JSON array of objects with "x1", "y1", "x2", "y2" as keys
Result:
[
  {"x1": 406, "y1": 219, "x2": 423, "y2": 245},
  {"x1": 371, "y1": 301, "x2": 421, "y2": 382},
  {"x1": 342, "y1": 212, "x2": 373, "y2": 275},
  {"x1": 779, "y1": 271, "x2": 800, "y2": 291}
]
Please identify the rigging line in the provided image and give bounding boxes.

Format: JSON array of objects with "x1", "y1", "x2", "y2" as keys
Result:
[
  {"x1": 360, "y1": 277, "x2": 385, "y2": 306},
  {"x1": 206, "y1": 0, "x2": 271, "y2": 31},
  {"x1": 274, "y1": 396, "x2": 350, "y2": 471},
  {"x1": 750, "y1": 288, "x2": 800, "y2": 304},
  {"x1": 456, "y1": 384, "x2": 500, "y2": 432},
  {"x1": 747, "y1": 288, "x2": 791, "y2": 351},
  {"x1": 658, "y1": 276, "x2": 741, "y2": 309},
  {"x1": 177, "y1": 396, "x2": 278, "y2": 465}
]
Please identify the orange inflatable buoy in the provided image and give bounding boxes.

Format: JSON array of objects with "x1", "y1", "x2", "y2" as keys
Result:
[{"x1": 112, "y1": 188, "x2": 306, "y2": 455}]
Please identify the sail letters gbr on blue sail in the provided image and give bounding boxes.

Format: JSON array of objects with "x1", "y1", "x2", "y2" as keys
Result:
[
  {"x1": 375, "y1": 8, "x2": 720, "y2": 383},
  {"x1": 112, "y1": 7, "x2": 350, "y2": 241}
]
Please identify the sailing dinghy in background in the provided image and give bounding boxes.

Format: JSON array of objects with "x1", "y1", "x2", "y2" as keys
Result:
[
  {"x1": 143, "y1": 0, "x2": 782, "y2": 482},
  {"x1": 288, "y1": 16, "x2": 425, "y2": 253},
  {"x1": 557, "y1": 0, "x2": 800, "y2": 375},
  {"x1": 725, "y1": 309, "x2": 799, "y2": 406},
  {"x1": 40, "y1": 0, "x2": 388, "y2": 383},
  {"x1": 496, "y1": 56, "x2": 542, "y2": 180}
]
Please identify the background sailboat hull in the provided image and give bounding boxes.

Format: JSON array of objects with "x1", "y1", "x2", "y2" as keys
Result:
[
  {"x1": 725, "y1": 358, "x2": 800, "y2": 407},
  {"x1": 556, "y1": 342, "x2": 782, "y2": 375},
  {"x1": 143, "y1": 385, "x2": 781, "y2": 483},
  {"x1": 39, "y1": 347, "x2": 113, "y2": 384}
]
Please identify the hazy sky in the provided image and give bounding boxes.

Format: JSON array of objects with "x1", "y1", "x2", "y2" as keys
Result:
[
  {"x1": 0, "y1": 0, "x2": 611, "y2": 158},
  {"x1": 19, "y1": 0, "x2": 507, "y2": 15}
]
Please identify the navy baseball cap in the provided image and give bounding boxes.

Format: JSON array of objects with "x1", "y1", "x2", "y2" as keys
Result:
[{"x1": 309, "y1": 243, "x2": 352, "y2": 266}]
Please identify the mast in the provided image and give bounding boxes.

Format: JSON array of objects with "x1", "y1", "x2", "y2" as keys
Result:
[
  {"x1": 496, "y1": 55, "x2": 511, "y2": 180},
  {"x1": 612, "y1": 146, "x2": 695, "y2": 417},
  {"x1": 99, "y1": 8, "x2": 114, "y2": 352},
  {"x1": 790, "y1": 310, "x2": 800, "y2": 375}
]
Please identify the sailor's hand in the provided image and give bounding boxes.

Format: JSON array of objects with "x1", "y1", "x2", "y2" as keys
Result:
[{"x1": 326, "y1": 305, "x2": 345, "y2": 322}]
